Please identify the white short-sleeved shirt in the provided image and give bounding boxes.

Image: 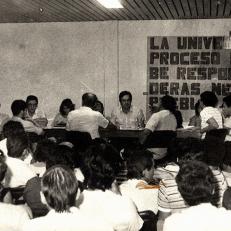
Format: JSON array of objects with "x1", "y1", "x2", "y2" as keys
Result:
[
  {"x1": 145, "y1": 110, "x2": 177, "y2": 159},
  {"x1": 163, "y1": 203, "x2": 231, "y2": 231},
  {"x1": 25, "y1": 108, "x2": 46, "y2": 120},
  {"x1": 66, "y1": 106, "x2": 109, "y2": 139},
  {"x1": 119, "y1": 179, "x2": 158, "y2": 214},
  {"x1": 4, "y1": 156, "x2": 36, "y2": 187},
  {"x1": 200, "y1": 107, "x2": 223, "y2": 130},
  {"x1": 79, "y1": 189, "x2": 143, "y2": 231},
  {"x1": 23, "y1": 207, "x2": 113, "y2": 231},
  {"x1": 0, "y1": 203, "x2": 31, "y2": 231}
]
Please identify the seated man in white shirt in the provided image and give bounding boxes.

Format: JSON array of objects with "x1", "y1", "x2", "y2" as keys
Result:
[
  {"x1": 25, "y1": 95, "x2": 48, "y2": 128},
  {"x1": 11, "y1": 99, "x2": 43, "y2": 135},
  {"x1": 111, "y1": 91, "x2": 145, "y2": 129},
  {"x1": 23, "y1": 165, "x2": 113, "y2": 231},
  {"x1": 66, "y1": 93, "x2": 115, "y2": 139}
]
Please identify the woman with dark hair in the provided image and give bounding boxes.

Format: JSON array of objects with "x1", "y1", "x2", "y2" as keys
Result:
[
  {"x1": 79, "y1": 143, "x2": 143, "y2": 231},
  {"x1": 52, "y1": 99, "x2": 75, "y2": 127}
]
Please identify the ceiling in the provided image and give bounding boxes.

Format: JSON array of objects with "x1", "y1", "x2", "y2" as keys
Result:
[{"x1": 0, "y1": 0, "x2": 231, "y2": 23}]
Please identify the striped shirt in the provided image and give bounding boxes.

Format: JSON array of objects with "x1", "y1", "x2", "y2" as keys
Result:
[{"x1": 158, "y1": 165, "x2": 228, "y2": 213}]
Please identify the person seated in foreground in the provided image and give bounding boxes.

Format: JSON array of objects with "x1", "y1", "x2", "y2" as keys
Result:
[
  {"x1": 23, "y1": 165, "x2": 113, "y2": 231},
  {"x1": 199, "y1": 91, "x2": 223, "y2": 138},
  {"x1": 4, "y1": 134, "x2": 36, "y2": 188},
  {"x1": 0, "y1": 120, "x2": 25, "y2": 156},
  {"x1": 11, "y1": 100, "x2": 43, "y2": 135},
  {"x1": 79, "y1": 143, "x2": 143, "y2": 231},
  {"x1": 188, "y1": 100, "x2": 202, "y2": 128},
  {"x1": 25, "y1": 95, "x2": 48, "y2": 128},
  {"x1": 111, "y1": 91, "x2": 145, "y2": 129},
  {"x1": 66, "y1": 92, "x2": 116, "y2": 139},
  {"x1": 0, "y1": 155, "x2": 32, "y2": 231},
  {"x1": 139, "y1": 95, "x2": 177, "y2": 160},
  {"x1": 52, "y1": 98, "x2": 75, "y2": 127},
  {"x1": 119, "y1": 150, "x2": 158, "y2": 215},
  {"x1": 163, "y1": 160, "x2": 231, "y2": 231}
]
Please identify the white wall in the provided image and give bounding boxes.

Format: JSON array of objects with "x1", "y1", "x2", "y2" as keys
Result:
[{"x1": 0, "y1": 19, "x2": 230, "y2": 121}]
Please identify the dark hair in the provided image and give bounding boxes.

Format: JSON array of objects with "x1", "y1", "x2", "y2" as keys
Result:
[
  {"x1": 6, "y1": 134, "x2": 28, "y2": 158},
  {"x1": 46, "y1": 144, "x2": 76, "y2": 170},
  {"x1": 126, "y1": 150, "x2": 154, "y2": 179},
  {"x1": 168, "y1": 137, "x2": 204, "y2": 164},
  {"x1": 223, "y1": 95, "x2": 231, "y2": 108},
  {"x1": 119, "y1": 91, "x2": 132, "y2": 103},
  {"x1": 11, "y1": 100, "x2": 26, "y2": 116},
  {"x1": 0, "y1": 155, "x2": 7, "y2": 183},
  {"x1": 59, "y1": 99, "x2": 75, "y2": 116},
  {"x1": 161, "y1": 95, "x2": 176, "y2": 113},
  {"x1": 33, "y1": 139, "x2": 57, "y2": 163},
  {"x1": 82, "y1": 93, "x2": 97, "y2": 108},
  {"x1": 200, "y1": 91, "x2": 218, "y2": 107},
  {"x1": 194, "y1": 100, "x2": 201, "y2": 116},
  {"x1": 176, "y1": 160, "x2": 215, "y2": 206},
  {"x1": 42, "y1": 165, "x2": 78, "y2": 212},
  {"x1": 2, "y1": 121, "x2": 25, "y2": 138},
  {"x1": 26, "y1": 95, "x2": 38, "y2": 105},
  {"x1": 222, "y1": 187, "x2": 231, "y2": 210},
  {"x1": 92, "y1": 100, "x2": 104, "y2": 114},
  {"x1": 173, "y1": 110, "x2": 183, "y2": 128},
  {"x1": 81, "y1": 143, "x2": 121, "y2": 191}
]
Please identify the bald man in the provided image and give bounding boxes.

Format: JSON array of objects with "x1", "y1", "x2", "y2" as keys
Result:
[{"x1": 66, "y1": 93, "x2": 114, "y2": 139}]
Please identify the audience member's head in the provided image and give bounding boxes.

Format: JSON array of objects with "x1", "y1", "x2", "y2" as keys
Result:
[
  {"x1": 33, "y1": 139, "x2": 57, "y2": 163},
  {"x1": 126, "y1": 150, "x2": 154, "y2": 182},
  {"x1": 222, "y1": 94, "x2": 231, "y2": 117},
  {"x1": 6, "y1": 134, "x2": 29, "y2": 159},
  {"x1": 92, "y1": 100, "x2": 104, "y2": 115},
  {"x1": 11, "y1": 100, "x2": 26, "y2": 117},
  {"x1": 119, "y1": 91, "x2": 132, "y2": 113},
  {"x1": 0, "y1": 155, "x2": 7, "y2": 183},
  {"x1": 200, "y1": 91, "x2": 218, "y2": 108},
  {"x1": 26, "y1": 95, "x2": 38, "y2": 115},
  {"x1": 81, "y1": 143, "x2": 121, "y2": 191},
  {"x1": 176, "y1": 160, "x2": 215, "y2": 206},
  {"x1": 160, "y1": 95, "x2": 177, "y2": 113},
  {"x1": 82, "y1": 93, "x2": 97, "y2": 109},
  {"x1": 2, "y1": 120, "x2": 25, "y2": 139},
  {"x1": 59, "y1": 98, "x2": 75, "y2": 116},
  {"x1": 41, "y1": 165, "x2": 78, "y2": 212},
  {"x1": 222, "y1": 187, "x2": 231, "y2": 210},
  {"x1": 167, "y1": 137, "x2": 204, "y2": 164},
  {"x1": 194, "y1": 100, "x2": 202, "y2": 116}
]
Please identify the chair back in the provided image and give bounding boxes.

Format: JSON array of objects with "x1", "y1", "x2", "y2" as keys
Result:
[
  {"x1": 143, "y1": 130, "x2": 177, "y2": 148},
  {"x1": 66, "y1": 131, "x2": 92, "y2": 152}
]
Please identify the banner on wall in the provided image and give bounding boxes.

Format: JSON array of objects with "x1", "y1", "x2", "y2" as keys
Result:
[{"x1": 147, "y1": 36, "x2": 231, "y2": 121}]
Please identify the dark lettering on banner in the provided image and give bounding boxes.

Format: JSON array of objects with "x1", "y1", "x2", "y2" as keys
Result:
[{"x1": 148, "y1": 36, "x2": 230, "y2": 120}]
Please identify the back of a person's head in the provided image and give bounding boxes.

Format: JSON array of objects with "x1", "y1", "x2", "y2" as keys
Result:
[
  {"x1": 42, "y1": 165, "x2": 78, "y2": 212},
  {"x1": 119, "y1": 91, "x2": 132, "y2": 102},
  {"x1": 161, "y1": 95, "x2": 176, "y2": 113},
  {"x1": 26, "y1": 95, "x2": 38, "y2": 104},
  {"x1": 222, "y1": 187, "x2": 231, "y2": 210},
  {"x1": 33, "y1": 139, "x2": 57, "y2": 163},
  {"x1": 126, "y1": 150, "x2": 154, "y2": 179},
  {"x1": 81, "y1": 143, "x2": 120, "y2": 191},
  {"x1": 82, "y1": 93, "x2": 97, "y2": 108},
  {"x1": 7, "y1": 133, "x2": 28, "y2": 158},
  {"x1": 0, "y1": 155, "x2": 7, "y2": 183},
  {"x1": 45, "y1": 144, "x2": 76, "y2": 170},
  {"x1": 176, "y1": 160, "x2": 215, "y2": 206},
  {"x1": 200, "y1": 91, "x2": 218, "y2": 107},
  {"x1": 2, "y1": 120, "x2": 25, "y2": 138},
  {"x1": 168, "y1": 137, "x2": 204, "y2": 164},
  {"x1": 223, "y1": 94, "x2": 231, "y2": 107},
  {"x1": 11, "y1": 100, "x2": 26, "y2": 116}
]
